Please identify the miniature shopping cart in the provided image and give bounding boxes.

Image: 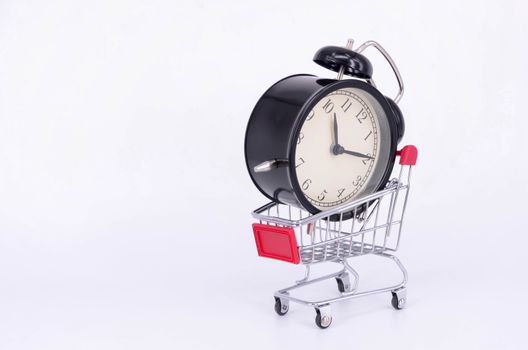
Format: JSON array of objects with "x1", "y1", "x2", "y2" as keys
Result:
[{"x1": 251, "y1": 145, "x2": 418, "y2": 328}]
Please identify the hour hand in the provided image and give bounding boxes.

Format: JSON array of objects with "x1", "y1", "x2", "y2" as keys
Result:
[{"x1": 341, "y1": 149, "x2": 374, "y2": 159}]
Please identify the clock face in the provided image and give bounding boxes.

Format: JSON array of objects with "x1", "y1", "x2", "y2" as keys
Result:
[{"x1": 294, "y1": 87, "x2": 392, "y2": 210}]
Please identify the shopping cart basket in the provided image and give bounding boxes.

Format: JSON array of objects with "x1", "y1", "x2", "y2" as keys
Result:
[{"x1": 251, "y1": 145, "x2": 418, "y2": 328}]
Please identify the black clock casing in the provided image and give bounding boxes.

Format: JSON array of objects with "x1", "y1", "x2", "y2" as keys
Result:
[{"x1": 244, "y1": 52, "x2": 405, "y2": 217}]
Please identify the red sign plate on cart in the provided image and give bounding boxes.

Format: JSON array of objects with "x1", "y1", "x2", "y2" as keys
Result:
[{"x1": 252, "y1": 224, "x2": 300, "y2": 264}]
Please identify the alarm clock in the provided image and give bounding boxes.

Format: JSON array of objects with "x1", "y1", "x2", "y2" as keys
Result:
[{"x1": 244, "y1": 40, "x2": 405, "y2": 218}]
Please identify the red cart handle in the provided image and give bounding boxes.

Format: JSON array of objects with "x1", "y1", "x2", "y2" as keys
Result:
[{"x1": 396, "y1": 145, "x2": 418, "y2": 166}]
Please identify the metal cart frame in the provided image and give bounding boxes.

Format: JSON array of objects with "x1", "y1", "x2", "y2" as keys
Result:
[{"x1": 251, "y1": 145, "x2": 417, "y2": 328}]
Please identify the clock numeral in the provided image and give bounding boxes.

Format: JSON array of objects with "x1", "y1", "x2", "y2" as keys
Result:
[
  {"x1": 337, "y1": 188, "x2": 346, "y2": 198},
  {"x1": 362, "y1": 154, "x2": 373, "y2": 165},
  {"x1": 352, "y1": 175, "x2": 362, "y2": 187},
  {"x1": 306, "y1": 110, "x2": 315, "y2": 121},
  {"x1": 317, "y1": 189, "x2": 327, "y2": 201},
  {"x1": 364, "y1": 131, "x2": 372, "y2": 141},
  {"x1": 341, "y1": 98, "x2": 352, "y2": 112},
  {"x1": 355, "y1": 108, "x2": 368, "y2": 123},
  {"x1": 322, "y1": 99, "x2": 334, "y2": 113},
  {"x1": 296, "y1": 157, "x2": 305, "y2": 168},
  {"x1": 302, "y1": 179, "x2": 312, "y2": 190},
  {"x1": 297, "y1": 132, "x2": 304, "y2": 144}
]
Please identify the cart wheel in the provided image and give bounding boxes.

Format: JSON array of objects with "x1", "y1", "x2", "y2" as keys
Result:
[
  {"x1": 335, "y1": 272, "x2": 351, "y2": 293},
  {"x1": 336, "y1": 278, "x2": 345, "y2": 293},
  {"x1": 274, "y1": 297, "x2": 289, "y2": 316},
  {"x1": 315, "y1": 309, "x2": 332, "y2": 329},
  {"x1": 391, "y1": 288, "x2": 407, "y2": 310}
]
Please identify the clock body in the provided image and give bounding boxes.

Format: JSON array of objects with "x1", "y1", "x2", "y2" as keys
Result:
[{"x1": 244, "y1": 74, "x2": 404, "y2": 217}]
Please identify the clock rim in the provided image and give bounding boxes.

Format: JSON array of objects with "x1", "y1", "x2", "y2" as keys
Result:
[{"x1": 288, "y1": 79, "x2": 398, "y2": 216}]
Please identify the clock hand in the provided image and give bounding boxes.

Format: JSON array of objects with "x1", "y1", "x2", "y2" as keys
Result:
[
  {"x1": 333, "y1": 112, "x2": 339, "y2": 146},
  {"x1": 330, "y1": 115, "x2": 373, "y2": 160},
  {"x1": 341, "y1": 149, "x2": 374, "y2": 159},
  {"x1": 332, "y1": 144, "x2": 373, "y2": 159}
]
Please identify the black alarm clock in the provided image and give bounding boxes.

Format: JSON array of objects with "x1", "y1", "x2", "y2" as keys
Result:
[{"x1": 244, "y1": 39, "x2": 405, "y2": 218}]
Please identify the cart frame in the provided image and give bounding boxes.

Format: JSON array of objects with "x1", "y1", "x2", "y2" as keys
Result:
[{"x1": 251, "y1": 145, "x2": 417, "y2": 328}]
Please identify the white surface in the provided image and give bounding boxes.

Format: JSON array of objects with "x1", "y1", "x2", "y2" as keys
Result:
[{"x1": 1, "y1": 0, "x2": 527, "y2": 349}]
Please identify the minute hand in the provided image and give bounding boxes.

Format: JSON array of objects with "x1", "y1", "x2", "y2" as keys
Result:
[{"x1": 342, "y1": 149, "x2": 374, "y2": 159}]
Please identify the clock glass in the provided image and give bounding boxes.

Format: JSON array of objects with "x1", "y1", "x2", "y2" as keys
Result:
[{"x1": 294, "y1": 87, "x2": 392, "y2": 210}]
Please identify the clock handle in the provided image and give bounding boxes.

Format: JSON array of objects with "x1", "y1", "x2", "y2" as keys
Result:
[{"x1": 355, "y1": 41, "x2": 405, "y2": 104}]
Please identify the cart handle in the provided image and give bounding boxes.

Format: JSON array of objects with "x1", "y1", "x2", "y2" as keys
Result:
[{"x1": 396, "y1": 145, "x2": 418, "y2": 166}]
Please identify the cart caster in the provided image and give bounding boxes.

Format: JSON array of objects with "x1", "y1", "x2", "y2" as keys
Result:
[
  {"x1": 315, "y1": 306, "x2": 332, "y2": 329},
  {"x1": 391, "y1": 287, "x2": 407, "y2": 310},
  {"x1": 274, "y1": 296, "x2": 289, "y2": 316},
  {"x1": 335, "y1": 272, "x2": 351, "y2": 293}
]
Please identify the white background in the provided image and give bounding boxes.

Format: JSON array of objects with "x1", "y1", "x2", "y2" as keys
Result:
[{"x1": 1, "y1": 0, "x2": 527, "y2": 349}]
